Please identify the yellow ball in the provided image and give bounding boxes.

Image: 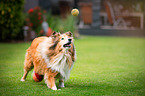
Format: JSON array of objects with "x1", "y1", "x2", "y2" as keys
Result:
[{"x1": 71, "y1": 9, "x2": 79, "y2": 16}]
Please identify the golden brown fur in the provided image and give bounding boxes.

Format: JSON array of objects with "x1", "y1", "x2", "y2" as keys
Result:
[{"x1": 21, "y1": 32, "x2": 76, "y2": 90}]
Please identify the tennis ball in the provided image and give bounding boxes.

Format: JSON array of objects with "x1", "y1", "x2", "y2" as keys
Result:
[
  {"x1": 71, "y1": 9, "x2": 79, "y2": 16},
  {"x1": 31, "y1": 71, "x2": 43, "y2": 82}
]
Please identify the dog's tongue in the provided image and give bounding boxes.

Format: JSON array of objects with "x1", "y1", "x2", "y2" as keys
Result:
[
  {"x1": 65, "y1": 44, "x2": 70, "y2": 47},
  {"x1": 64, "y1": 44, "x2": 69, "y2": 47},
  {"x1": 63, "y1": 43, "x2": 71, "y2": 48}
]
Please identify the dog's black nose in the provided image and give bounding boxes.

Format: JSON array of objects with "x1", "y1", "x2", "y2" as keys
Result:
[{"x1": 68, "y1": 39, "x2": 72, "y2": 42}]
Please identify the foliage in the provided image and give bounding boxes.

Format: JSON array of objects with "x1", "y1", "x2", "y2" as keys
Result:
[
  {"x1": 63, "y1": 14, "x2": 76, "y2": 33},
  {"x1": 25, "y1": 6, "x2": 46, "y2": 36},
  {"x1": 0, "y1": 36, "x2": 145, "y2": 95},
  {"x1": 25, "y1": 7, "x2": 75, "y2": 37},
  {"x1": 46, "y1": 12, "x2": 77, "y2": 36},
  {"x1": 0, "y1": 0, "x2": 24, "y2": 41}
]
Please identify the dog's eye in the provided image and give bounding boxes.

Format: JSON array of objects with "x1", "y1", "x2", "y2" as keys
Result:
[{"x1": 61, "y1": 38, "x2": 64, "y2": 40}]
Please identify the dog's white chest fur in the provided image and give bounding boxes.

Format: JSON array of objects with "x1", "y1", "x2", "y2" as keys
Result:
[
  {"x1": 38, "y1": 38, "x2": 74, "y2": 80},
  {"x1": 48, "y1": 52, "x2": 73, "y2": 80}
]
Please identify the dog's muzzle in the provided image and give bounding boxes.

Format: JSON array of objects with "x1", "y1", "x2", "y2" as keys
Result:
[
  {"x1": 63, "y1": 39, "x2": 72, "y2": 48},
  {"x1": 63, "y1": 42, "x2": 71, "y2": 48}
]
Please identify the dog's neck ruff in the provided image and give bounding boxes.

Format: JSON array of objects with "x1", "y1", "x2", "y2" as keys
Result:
[
  {"x1": 47, "y1": 49, "x2": 73, "y2": 80},
  {"x1": 39, "y1": 37, "x2": 74, "y2": 80}
]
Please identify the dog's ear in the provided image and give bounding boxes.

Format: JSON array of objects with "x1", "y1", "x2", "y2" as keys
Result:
[
  {"x1": 66, "y1": 31, "x2": 72, "y2": 37},
  {"x1": 51, "y1": 31, "x2": 60, "y2": 38}
]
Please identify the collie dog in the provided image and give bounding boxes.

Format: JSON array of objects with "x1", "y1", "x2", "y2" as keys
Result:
[{"x1": 21, "y1": 32, "x2": 76, "y2": 90}]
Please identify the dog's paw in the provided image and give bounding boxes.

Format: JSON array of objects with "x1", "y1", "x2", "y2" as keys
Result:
[
  {"x1": 58, "y1": 82, "x2": 65, "y2": 88},
  {"x1": 21, "y1": 78, "x2": 25, "y2": 82},
  {"x1": 51, "y1": 86, "x2": 57, "y2": 90}
]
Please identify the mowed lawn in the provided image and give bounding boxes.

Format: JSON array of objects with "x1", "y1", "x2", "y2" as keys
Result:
[{"x1": 0, "y1": 36, "x2": 145, "y2": 96}]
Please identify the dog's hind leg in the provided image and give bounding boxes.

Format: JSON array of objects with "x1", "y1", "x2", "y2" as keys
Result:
[{"x1": 21, "y1": 52, "x2": 33, "y2": 81}]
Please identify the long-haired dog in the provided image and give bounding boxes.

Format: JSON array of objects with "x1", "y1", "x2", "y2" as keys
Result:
[{"x1": 21, "y1": 31, "x2": 76, "y2": 90}]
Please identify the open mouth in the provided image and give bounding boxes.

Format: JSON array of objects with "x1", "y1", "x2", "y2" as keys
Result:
[{"x1": 63, "y1": 42, "x2": 71, "y2": 48}]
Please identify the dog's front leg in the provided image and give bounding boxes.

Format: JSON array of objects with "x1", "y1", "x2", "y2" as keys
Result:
[
  {"x1": 44, "y1": 69, "x2": 58, "y2": 90},
  {"x1": 58, "y1": 75, "x2": 65, "y2": 88}
]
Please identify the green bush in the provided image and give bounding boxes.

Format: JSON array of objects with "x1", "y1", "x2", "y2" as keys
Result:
[
  {"x1": 46, "y1": 12, "x2": 77, "y2": 36},
  {"x1": 25, "y1": 7, "x2": 46, "y2": 36},
  {"x1": 0, "y1": 0, "x2": 24, "y2": 41},
  {"x1": 63, "y1": 14, "x2": 76, "y2": 34}
]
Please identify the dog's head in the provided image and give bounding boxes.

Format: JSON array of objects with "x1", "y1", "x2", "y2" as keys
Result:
[{"x1": 51, "y1": 31, "x2": 73, "y2": 49}]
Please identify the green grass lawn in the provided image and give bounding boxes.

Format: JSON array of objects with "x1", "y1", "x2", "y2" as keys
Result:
[{"x1": 0, "y1": 36, "x2": 145, "y2": 96}]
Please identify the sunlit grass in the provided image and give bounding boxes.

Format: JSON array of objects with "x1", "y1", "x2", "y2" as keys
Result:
[{"x1": 0, "y1": 36, "x2": 145, "y2": 96}]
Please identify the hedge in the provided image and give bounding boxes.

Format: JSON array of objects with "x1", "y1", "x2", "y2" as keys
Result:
[{"x1": 0, "y1": 0, "x2": 24, "y2": 41}]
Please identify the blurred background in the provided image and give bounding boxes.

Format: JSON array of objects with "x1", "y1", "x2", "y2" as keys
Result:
[
  {"x1": 0, "y1": 0, "x2": 145, "y2": 42},
  {"x1": 1, "y1": 1, "x2": 145, "y2": 95}
]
